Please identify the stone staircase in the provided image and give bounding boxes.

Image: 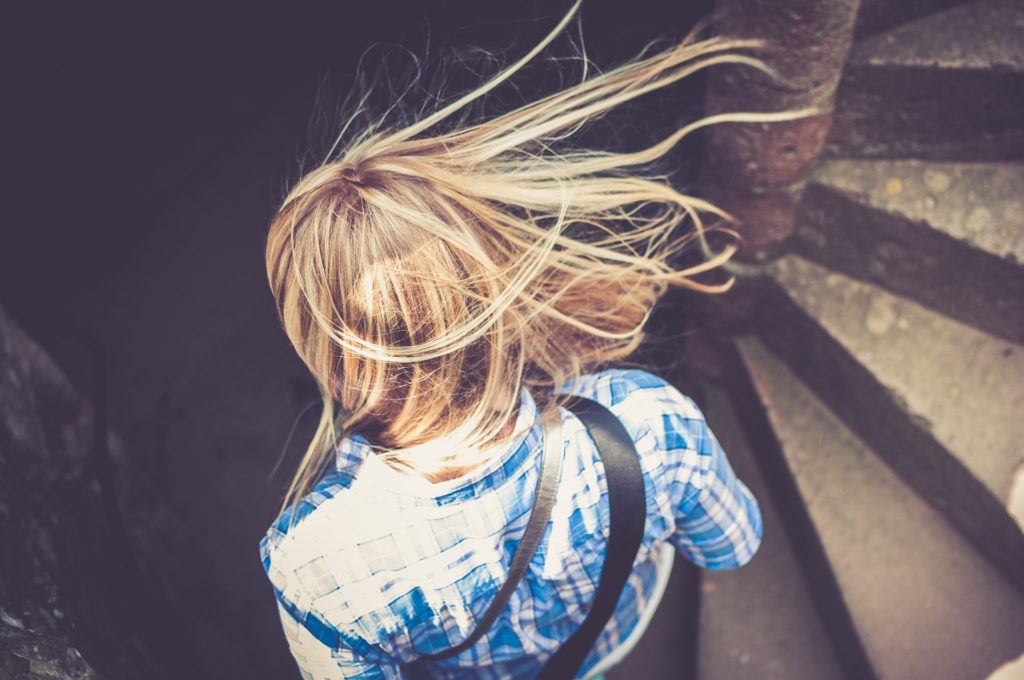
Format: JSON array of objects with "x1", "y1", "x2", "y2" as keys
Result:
[
  {"x1": 732, "y1": 337, "x2": 1023, "y2": 679},
  {"x1": 617, "y1": 1, "x2": 1024, "y2": 678}
]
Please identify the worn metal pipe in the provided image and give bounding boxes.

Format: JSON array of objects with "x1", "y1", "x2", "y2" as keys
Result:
[{"x1": 702, "y1": 0, "x2": 861, "y2": 256}]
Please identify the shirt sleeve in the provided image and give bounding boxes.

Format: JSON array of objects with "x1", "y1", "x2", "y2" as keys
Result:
[
  {"x1": 275, "y1": 601, "x2": 403, "y2": 680},
  {"x1": 646, "y1": 380, "x2": 763, "y2": 570}
]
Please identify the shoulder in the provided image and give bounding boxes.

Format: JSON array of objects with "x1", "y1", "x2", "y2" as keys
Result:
[
  {"x1": 555, "y1": 369, "x2": 722, "y2": 517},
  {"x1": 555, "y1": 369, "x2": 717, "y2": 486},
  {"x1": 554, "y1": 369, "x2": 710, "y2": 487},
  {"x1": 259, "y1": 458, "x2": 400, "y2": 654},
  {"x1": 556, "y1": 368, "x2": 704, "y2": 433}
]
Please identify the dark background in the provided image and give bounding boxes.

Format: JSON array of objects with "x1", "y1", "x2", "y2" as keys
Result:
[
  {"x1": 0, "y1": 0, "x2": 714, "y2": 336},
  {"x1": 1, "y1": 1, "x2": 712, "y2": 677}
]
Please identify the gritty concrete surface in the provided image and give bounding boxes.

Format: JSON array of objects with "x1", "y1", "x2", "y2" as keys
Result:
[
  {"x1": 848, "y1": 0, "x2": 1024, "y2": 71},
  {"x1": 696, "y1": 387, "x2": 842, "y2": 680},
  {"x1": 853, "y1": 0, "x2": 966, "y2": 38},
  {"x1": 829, "y1": 0, "x2": 1024, "y2": 160},
  {"x1": 768, "y1": 255, "x2": 1024, "y2": 511},
  {"x1": 812, "y1": 159, "x2": 1024, "y2": 265},
  {"x1": 795, "y1": 160, "x2": 1024, "y2": 344},
  {"x1": 1010, "y1": 465, "x2": 1024, "y2": 530},
  {"x1": 605, "y1": 558, "x2": 699, "y2": 680},
  {"x1": 740, "y1": 336, "x2": 1024, "y2": 680}
]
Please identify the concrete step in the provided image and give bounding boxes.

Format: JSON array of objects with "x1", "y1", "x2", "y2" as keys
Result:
[
  {"x1": 737, "y1": 336, "x2": 1024, "y2": 680},
  {"x1": 854, "y1": 0, "x2": 972, "y2": 38},
  {"x1": 696, "y1": 387, "x2": 844, "y2": 680},
  {"x1": 605, "y1": 558, "x2": 700, "y2": 680},
  {"x1": 829, "y1": 0, "x2": 1024, "y2": 160},
  {"x1": 751, "y1": 255, "x2": 1024, "y2": 590},
  {"x1": 794, "y1": 159, "x2": 1024, "y2": 344}
]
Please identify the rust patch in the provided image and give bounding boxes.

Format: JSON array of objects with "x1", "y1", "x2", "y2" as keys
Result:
[
  {"x1": 705, "y1": 113, "x2": 833, "y2": 189},
  {"x1": 700, "y1": 0, "x2": 862, "y2": 257}
]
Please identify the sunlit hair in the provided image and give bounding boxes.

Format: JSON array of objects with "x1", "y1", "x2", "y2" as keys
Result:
[{"x1": 265, "y1": 1, "x2": 810, "y2": 515}]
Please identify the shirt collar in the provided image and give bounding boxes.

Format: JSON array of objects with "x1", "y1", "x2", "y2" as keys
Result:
[{"x1": 334, "y1": 388, "x2": 541, "y2": 499}]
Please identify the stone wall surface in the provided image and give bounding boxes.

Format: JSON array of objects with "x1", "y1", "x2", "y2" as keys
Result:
[{"x1": 0, "y1": 304, "x2": 180, "y2": 680}]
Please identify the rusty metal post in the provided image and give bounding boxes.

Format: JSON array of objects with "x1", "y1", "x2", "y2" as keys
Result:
[{"x1": 702, "y1": 0, "x2": 862, "y2": 256}]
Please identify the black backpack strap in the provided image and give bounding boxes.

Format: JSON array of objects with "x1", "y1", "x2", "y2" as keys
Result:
[
  {"x1": 421, "y1": 396, "x2": 647, "y2": 679},
  {"x1": 538, "y1": 396, "x2": 647, "y2": 680},
  {"x1": 421, "y1": 414, "x2": 564, "y2": 661}
]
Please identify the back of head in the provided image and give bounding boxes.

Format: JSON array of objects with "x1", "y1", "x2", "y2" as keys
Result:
[{"x1": 265, "y1": 2, "x2": 807, "y2": 509}]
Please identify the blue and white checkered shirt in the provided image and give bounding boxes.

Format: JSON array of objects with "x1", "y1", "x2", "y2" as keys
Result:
[{"x1": 260, "y1": 369, "x2": 762, "y2": 679}]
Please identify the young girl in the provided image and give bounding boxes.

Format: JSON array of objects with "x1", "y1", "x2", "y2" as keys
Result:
[{"x1": 261, "y1": 4, "x2": 785, "y2": 677}]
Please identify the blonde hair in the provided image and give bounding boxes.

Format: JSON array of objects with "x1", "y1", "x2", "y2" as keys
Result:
[{"x1": 265, "y1": 2, "x2": 807, "y2": 514}]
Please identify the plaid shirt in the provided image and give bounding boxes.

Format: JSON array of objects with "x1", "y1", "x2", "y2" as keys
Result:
[{"x1": 260, "y1": 369, "x2": 762, "y2": 679}]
